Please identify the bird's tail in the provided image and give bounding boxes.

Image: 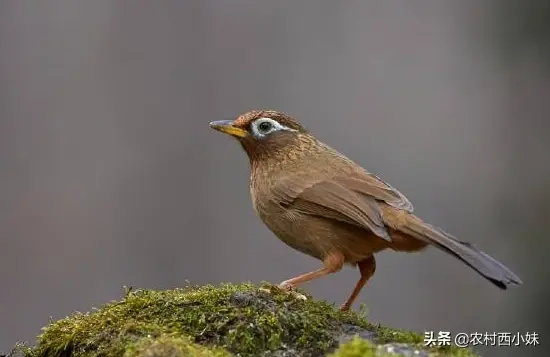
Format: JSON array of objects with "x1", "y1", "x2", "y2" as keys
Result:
[{"x1": 400, "y1": 215, "x2": 522, "y2": 289}]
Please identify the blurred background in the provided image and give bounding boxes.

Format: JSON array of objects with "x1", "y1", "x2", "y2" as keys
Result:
[{"x1": 1, "y1": 1, "x2": 548, "y2": 356}]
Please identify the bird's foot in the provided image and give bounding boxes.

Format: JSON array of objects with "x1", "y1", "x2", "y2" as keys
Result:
[
  {"x1": 278, "y1": 281, "x2": 308, "y2": 301},
  {"x1": 259, "y1": 282, "x2": 307, "y2": 301},
  {"x1": 339, "y1": 303, "x2": 351, "y2": 312},
  {"x1": 278, "y1": 281, "x2": 295, "y2": 291}
]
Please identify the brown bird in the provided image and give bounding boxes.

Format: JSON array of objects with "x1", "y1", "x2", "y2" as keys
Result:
[{"x1": 209, "y1": 110, "x2": 522, "y2": 311}]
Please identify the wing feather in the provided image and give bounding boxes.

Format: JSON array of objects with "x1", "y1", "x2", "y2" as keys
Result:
[
  {"x1": 273, "y1": 178, "x2": 391, "y2": 241},
  {"x1": 334, "y1": 173, "x2": 414, "y2": 212},
  {"x1": 269, "y1": 168, "x2": 414, "y2": 242}
]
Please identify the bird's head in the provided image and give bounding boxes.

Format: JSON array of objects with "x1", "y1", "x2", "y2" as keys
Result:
[{"x1": 209, "y1": 110, "x2": 310, "y2": 162}]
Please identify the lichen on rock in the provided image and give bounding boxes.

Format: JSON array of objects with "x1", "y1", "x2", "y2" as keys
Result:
[{"x1": 14, "y1": 283, "x2": 478, "y2": 357}]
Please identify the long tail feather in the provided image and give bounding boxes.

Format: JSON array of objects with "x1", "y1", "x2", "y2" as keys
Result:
[{"x1": 401, "y1": 217, "x2": 522, "y2": 289}]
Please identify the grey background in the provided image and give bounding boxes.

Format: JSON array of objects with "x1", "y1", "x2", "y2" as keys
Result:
[{"x1": 1, "y1": 1, "x2": 548, "y2": 357}]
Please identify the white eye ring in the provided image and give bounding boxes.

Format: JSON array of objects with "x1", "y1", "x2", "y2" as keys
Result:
[
  {"x1": 251, "y1": 117, "x2": 290, "y2": 138},
  {"x1": 256, "y1": 118, "x2": 277, "y2": 133}
]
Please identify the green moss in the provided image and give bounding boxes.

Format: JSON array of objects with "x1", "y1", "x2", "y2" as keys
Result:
[
  {"x1": 429, "y1": 345, "x2": 480, "y2": 357},
  {"x1": 366, "y1": 323, "x2": 423, "y2": 345},
  {"x1": 123, "y1": 335, "x2": 230, "y2": 357},
  {"x1": 327, "y1": 337, "x2": 378, "y2": 357},
  {"x1": 330, "y1": 337, "x2": 479, "y2": 357},
  {"x1": 19, "y1": 283, "x2": 478, "y2": 357}
]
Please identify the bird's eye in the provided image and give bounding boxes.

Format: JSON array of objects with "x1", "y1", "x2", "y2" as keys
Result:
[
  {"x1": 253, "y1": 118, "x2": 279, "y2": 136},
  {"x1": 251, "y1": 117, "x2": 294, "y2": 139},
  {"x1": 258, "y1": 121, "x2": 273, "y2": 133}
]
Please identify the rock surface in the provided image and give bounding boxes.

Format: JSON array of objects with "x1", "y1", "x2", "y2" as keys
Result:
[{"x1": 8, "y1": 283, "x2": 477, "y2": 357}]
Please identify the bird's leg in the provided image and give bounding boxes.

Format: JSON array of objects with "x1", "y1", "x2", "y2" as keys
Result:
[
  {"x1": 279, "y1": 251, "x2": 345, "y2": 290},
  {"x1": 340, "y1": 255, "x2": 376, "y2": 311}
]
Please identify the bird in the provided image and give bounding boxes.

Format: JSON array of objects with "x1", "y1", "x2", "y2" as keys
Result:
[{"x1": 209, "y1": 110, "x2": 522, "y2": 311}]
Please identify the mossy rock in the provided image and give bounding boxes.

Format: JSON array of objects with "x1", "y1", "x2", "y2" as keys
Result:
[{"x1": 12, "y1": 283, "x2": 478, "y2": 357}]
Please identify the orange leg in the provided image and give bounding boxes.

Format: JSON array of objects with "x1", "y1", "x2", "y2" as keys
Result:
[
  {"x1": 340, "y1": 255, "x2": 376, "y2": 311},
  {"x1": 279, "y1": 252, "x2": 344, "y2": 290}
]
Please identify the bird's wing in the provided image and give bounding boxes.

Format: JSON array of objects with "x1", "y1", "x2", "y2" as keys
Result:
[
  {"x1": 271, "y1": 170, "x2": 413, "y2": 242},
  {"x1": 333, "y1": 172, "x2": 414, "y2": 212},
  {"x1": 272, "y1": 177, "x2": 392, "y2": 241}
]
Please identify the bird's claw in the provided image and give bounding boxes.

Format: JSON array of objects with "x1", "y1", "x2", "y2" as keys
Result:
[
  {"x1": 259, "y1": 283, "x2": 307, "y2": 301},
  {"x1": 339, "y1": 303, "x2": 351, "y2": 312},
  {"x1": 277, "y1": 282, "x2": 307, "y2": 301},
  {"x1": 278, "y1": 281, "x2": 294, "y2": 291}
]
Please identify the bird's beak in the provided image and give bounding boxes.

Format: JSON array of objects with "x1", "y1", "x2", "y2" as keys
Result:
[{"x1": 209, "y1": 120, "x2": 248, "y2": 138}]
